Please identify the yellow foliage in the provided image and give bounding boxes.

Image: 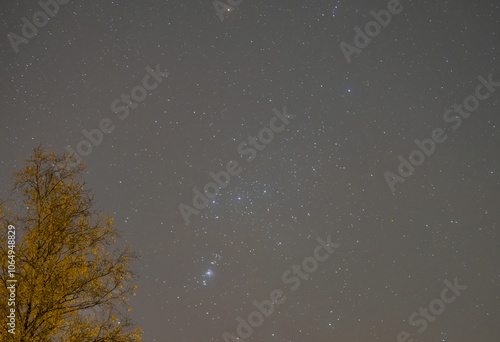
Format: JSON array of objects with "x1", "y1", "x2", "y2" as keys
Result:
[{"x1": 0, "y1": 146, "x2": 143, "y2": 342}]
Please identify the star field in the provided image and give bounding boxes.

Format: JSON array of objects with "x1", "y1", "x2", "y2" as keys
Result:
[{"x1": 0, "y1": 0, "x2": 499, "y2": 341}]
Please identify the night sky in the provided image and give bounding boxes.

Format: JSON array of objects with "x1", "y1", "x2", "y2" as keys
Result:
[{"x1": 1, "y1": 0, "x2": 499, "y2": 341}]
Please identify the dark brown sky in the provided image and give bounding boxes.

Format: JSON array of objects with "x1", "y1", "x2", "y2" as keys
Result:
[{"x1": 1, "y1": 0, "x2": 499, "y2": 341}]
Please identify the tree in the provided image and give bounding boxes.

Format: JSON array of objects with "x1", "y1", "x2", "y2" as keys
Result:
[{"x1": 0, "y1": 146, "x2": 143, "y2": 342}]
